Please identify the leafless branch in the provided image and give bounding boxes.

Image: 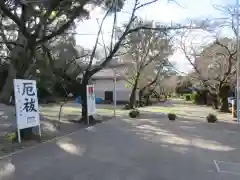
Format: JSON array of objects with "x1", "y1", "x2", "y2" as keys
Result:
[
  {"x1": 136, "y1": 0, "x2": 159, "y2": 10},
  {"x1": 96, "y1": 19, "x2": 108, "y2": 58},
  {"x1": 86, "y1": 8, "x2": 111, "y2": 73},
  {"x1": 179, "y1": 30, "x2": 216, "y2": 91},
  {"x1": 90, "y1": 0, "x2": 139, "y2": 75}
]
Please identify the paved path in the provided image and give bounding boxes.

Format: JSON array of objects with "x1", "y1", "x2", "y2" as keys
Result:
[{"x1": 1, "y1": 110, "x2": 240, "y2": 179}]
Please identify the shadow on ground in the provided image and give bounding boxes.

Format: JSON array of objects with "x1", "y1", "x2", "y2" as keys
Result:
[
  {"x1": 1, "y1": 111, "x2": 240, "y2": 179},
  {"x1": 123, "y1": 113, "x2": 240, "y2": 162}
]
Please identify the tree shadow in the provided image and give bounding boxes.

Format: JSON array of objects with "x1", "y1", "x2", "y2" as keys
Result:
[{"x1": 125, "y1": 113, "x2": 240, "y2": 154}]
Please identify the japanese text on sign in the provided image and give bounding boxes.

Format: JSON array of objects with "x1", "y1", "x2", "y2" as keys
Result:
[{"x1": 14, "y1": 79, "x2": 40, "y2": 130}]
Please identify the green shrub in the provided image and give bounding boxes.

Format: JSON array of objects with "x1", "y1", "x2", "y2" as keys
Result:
[
  {"x1": 6, "y1": 132, "x2": 17, "y2": 142},
  {"x1": 206, "y1": 113, "x2": 217, "y2": 123},
  {"x1": 129, "y1": 110, "x2": 140, "y2": 118},
  {"x1": 168, "y1": 113, "x2": 176, "y2": 121}
]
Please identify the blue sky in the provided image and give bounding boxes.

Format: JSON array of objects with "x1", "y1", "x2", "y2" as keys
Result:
[{"x1": 75, "y1": 0, "x2": 234, "y2": 72}]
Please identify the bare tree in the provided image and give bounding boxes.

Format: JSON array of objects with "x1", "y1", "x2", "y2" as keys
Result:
[
  {"x1": 115, "y1": 20, "x2": 173, "y2": 108},
  {"x1": 139, "y1": 62, "x2": 174, "y2": 104},
  {"x1": 160, "y1": 72, "x2": 179, "y2": 94},
  {"x1": 179, "y1": 29, "x2": 236, "y2": 111}
]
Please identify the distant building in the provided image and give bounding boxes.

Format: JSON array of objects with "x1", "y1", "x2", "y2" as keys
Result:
[
  {"x1": 76, "y1": 59, "x2": 137, "y2": 103},
  {"x1": 92, "y1": 68, "x2": 134, "y2": 103},
  {"x1": 74, "y1": 46, "x2": 138, "y2": 103}
]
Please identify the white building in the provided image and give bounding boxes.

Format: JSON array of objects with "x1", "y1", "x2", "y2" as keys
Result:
[
  {"x1": 92, "y1": 67, "x2": 136, "y2": 103},
  {"x1": 73, "y1": 47, "x2": 138, "y2": 103}
]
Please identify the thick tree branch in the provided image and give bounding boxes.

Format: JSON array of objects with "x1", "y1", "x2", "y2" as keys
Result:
[
  {"x1": 140, "y1": 67, "x2": 162, "y2": 95},
  {"x1": 0, "y1": 2, "x2": 31, "y2": 39},
  {"x1": 0, "y1": 41, "x2": 24, "y2": 48},
  {"x1": 126, "y1": 25, "x2": 203, "y2": 36},
  {"x1": 110, "y1": 0, "x2": 118, "y2": 51}
]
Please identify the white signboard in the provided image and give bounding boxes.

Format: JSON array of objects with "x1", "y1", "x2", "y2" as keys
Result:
[
  {"x1": 87, "y1": 85, "x2": 96, "y2": 115},
  {"x1": 14, "y1": 79, "x2": 41, "y2": 142}
]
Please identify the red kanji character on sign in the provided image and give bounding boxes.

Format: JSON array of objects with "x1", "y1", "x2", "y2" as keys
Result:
[{"x1": 88, "y1": 86, "x2": 94, "y2": 95}]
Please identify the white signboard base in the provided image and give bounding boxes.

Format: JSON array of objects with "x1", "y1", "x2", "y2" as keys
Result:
[
  {"x1": 14, "y1": 79, "x2": 41, "y2": 143},
  {"x1": 86, "y1": 85, "x2": 96, "y2": 124}
]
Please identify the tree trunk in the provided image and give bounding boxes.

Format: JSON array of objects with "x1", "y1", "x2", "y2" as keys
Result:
[
  {"x1": 206, "y1": 92, "x2": 212, "y2": 106},
  {"x1": 210, "y1": 93, "x2": 218, "y2": 109},
  {"x1": 81, "y1": 81, "x2": 88, "y2": 123},
  {"x1": 145, "y1": 90, "x2": 154, "y2": 105},
  {"x1": 219, "y1": 96, "x2": 229, "y2": 112},
  {"x1": 218, "y1": 85, "x2": 230, "y2": 112},
  {"x1": 0, "y1": 65, "x2": 8, "y2": 93},
  {"x1": 0, "y1": 64, "x2": 16, "y2": 104},
  {"x1": 0, "y1": 34, "x2": 28, "y2": 104},
  {"x1": 129, "y1": 76, "x2": 139, "y2": 109},
  {"x1": 202, "y1": 90, "x2": 208, "y2": 105},
  {"x1": 145, "y1": 94, "x2": 150, "y2": 105},
  {"x1": 139, "y1": 89, "x2": 144, "y2": 104}
]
